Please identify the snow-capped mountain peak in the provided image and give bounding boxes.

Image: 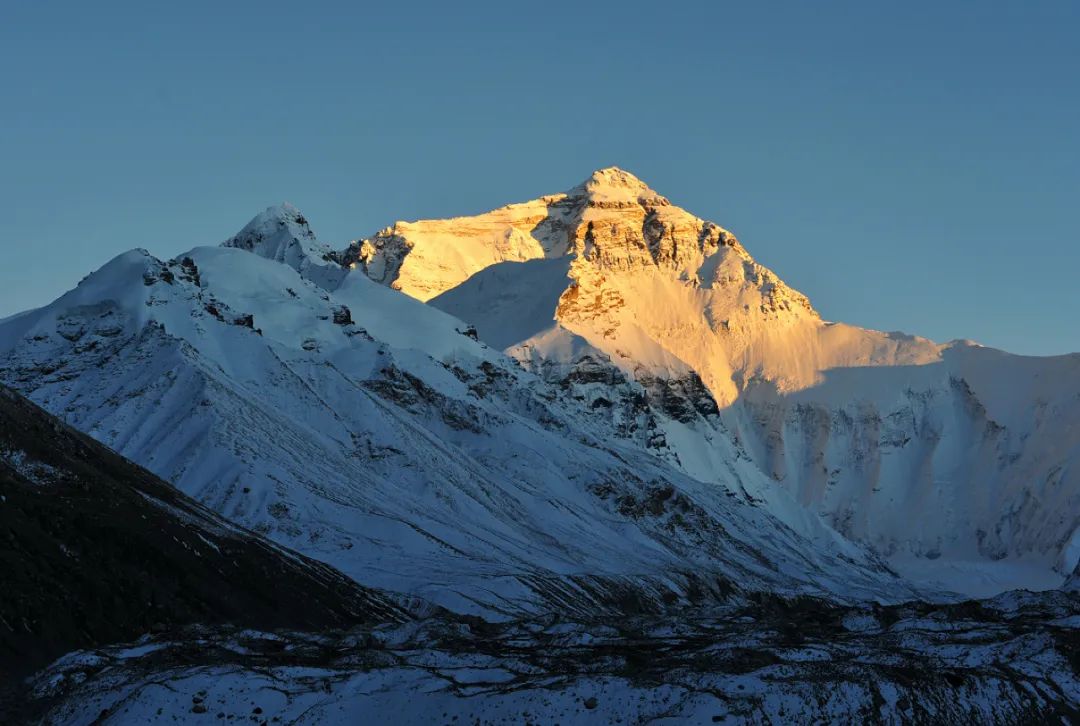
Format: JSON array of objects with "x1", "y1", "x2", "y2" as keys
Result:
[
  {"x1": 0, "y1": 226, "x2": 927, "y2": 622},
  {"x1": 222, "y1": 202, "x2": 349, "y2": 289},
  {"x1": 222, "y1": 201, "x2": 316, "y2": 256},
  {"x1": 3, "y1": 169, "x2": 1079, "y2": 723},
  {"x1": 566, "y1": 166, "x2": 669, "y2": 206},
  {"x1": 344, "y1": 165, "x2": 796, "y2": 321}
]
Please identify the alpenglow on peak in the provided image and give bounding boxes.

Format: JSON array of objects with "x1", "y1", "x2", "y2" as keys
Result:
[{"x1": 568, "y1": 166, "x2": 669, "y2": 205}]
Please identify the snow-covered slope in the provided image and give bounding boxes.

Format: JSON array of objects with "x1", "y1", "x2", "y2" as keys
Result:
[
  {"x1": 0, "y1": 208, "x2": 924, "y2": 621},
  {"x1": 350, "y1": 167, "x2": 1080, "y2": 596}
]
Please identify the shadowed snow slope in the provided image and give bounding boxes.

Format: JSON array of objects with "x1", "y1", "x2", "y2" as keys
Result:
[{"x1": 350, "y1": 167, "x2": 1080, "y2": 597}]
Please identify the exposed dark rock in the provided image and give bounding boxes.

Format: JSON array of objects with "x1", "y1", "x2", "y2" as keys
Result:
[
  {"x1": 142, "y1": 263, "x2": 175, "y2": 286},
  {"x1": 0, "y1": 385, "x2": 406, "y2": 688},
  {"x1": 232, "y1": 313, "x2": 254, "y2": 329},
  {"x1": 331, "y1": 305, "x2": 353, "y2": 326},
  {"x1": 345, "y1": 327, "x2": 374, "y2": 341},
  {"x1": 364, "y1": 366, "x2": 484, "y2": 433},
  {"x1": 638, "y1": 372, "x2": 719, "y2": 422},
  {"x1": 562, "y1": 355, "x2": 627, "y2": 387},
  {"x1": 178, "y1": 257, "x2": 201, "y2": 287}
]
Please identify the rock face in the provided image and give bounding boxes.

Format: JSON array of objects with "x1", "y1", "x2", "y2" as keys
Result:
[
  {"x1": 352, "y1": 168, "x2": 804, "y2": 309},
  {"x1": 416, "y1": 168, "x2": 927, "y2": 404},
  {"x1": 0, "y1": 384, "x2": 403, "y2": 684}
]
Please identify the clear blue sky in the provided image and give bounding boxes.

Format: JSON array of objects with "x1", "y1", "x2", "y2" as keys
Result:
[{"x1": 2, "y1": 1, "x2": 1077, "y2": 355}]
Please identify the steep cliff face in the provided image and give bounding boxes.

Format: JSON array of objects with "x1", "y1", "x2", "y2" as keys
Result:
[
  {"x1": 353, "y1": 168, "x2": 812, "y2": 347},
  {"x1": 358, "y1": 168, "x2": 1080, "y2": 594},
  {"x1": 734, "y1": 345, "x2": 1080, "y2": 594}
]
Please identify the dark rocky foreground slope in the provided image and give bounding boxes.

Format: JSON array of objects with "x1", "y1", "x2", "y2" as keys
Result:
[
  {"x1": 21, "y1": 590, "x2": 1080, "y2": 724},
  {"x1": 0, "y1": 385, "x2": 405, "y2": 689}
]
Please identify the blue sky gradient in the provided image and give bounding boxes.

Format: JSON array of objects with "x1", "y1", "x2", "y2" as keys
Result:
[{"x1": 2, "y1": 1, "x2": 1077, "y2": 354}]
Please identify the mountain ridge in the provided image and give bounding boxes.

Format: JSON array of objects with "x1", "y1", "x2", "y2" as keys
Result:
[
  {"x1": 4, "y1": 170, "x2": 1080, "y2": 721},
  {"x1": 0, "y1": 236, "x2": 923, "y2": 621},
  {"x1": 188, "y1": 170, "x2": 1080, "y2": 595},
  {"x1": 2, "y1": 168, "x2": 1077, "y2": 609},
  {"x1": 325, "y1": 168, "x2": 1080, "y2": 595}
]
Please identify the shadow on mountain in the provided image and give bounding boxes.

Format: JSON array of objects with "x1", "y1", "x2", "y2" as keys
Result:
[
  {"x1": 727, "y1": 349, "x2": 1080, "y2": 593},
  {"x1": 0, "y1": 385, "x2": 407, "y2": 689},
  {"x1": 429, "y1": 256, "x2": 574, "y2": 349}
]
